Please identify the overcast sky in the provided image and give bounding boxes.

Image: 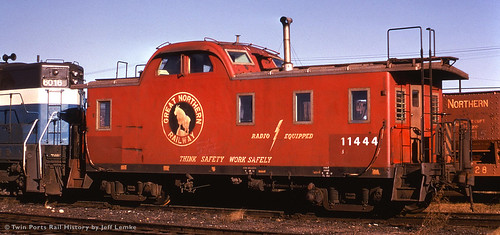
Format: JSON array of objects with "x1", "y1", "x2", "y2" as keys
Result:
[{"x1": 2, "y1": 1, "x2": 499, "y2": 90}]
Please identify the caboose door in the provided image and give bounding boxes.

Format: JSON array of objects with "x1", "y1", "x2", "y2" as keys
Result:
[{"x1": 410, "y1": 85, "x2": 422, "y2": 163}]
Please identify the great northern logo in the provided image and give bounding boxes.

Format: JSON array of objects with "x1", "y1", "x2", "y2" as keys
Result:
[{"x1": 161, "y1": 92, "x2": 204, "y2": 146}]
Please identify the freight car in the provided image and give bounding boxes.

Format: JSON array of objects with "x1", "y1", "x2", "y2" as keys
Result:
[
  {"x1": 0, "y1": 54, "x2": 86, "y2": 196},
  {"x1": 443, "y1": 91, "x2": 500, "y2": 195},
  {"x1": 71, "y1": 17, "x2": 474, "y2": 214}
]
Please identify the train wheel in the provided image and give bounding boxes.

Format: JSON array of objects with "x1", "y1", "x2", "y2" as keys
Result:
[
  {"x1": 403, "y1": 193, "x2": 433, "y2": 214},
  {"x1": 403, "y1": 201, "x2": 431, "y2": 214},
  {"x1": 371, "y1": 190, "x2": 405, "y2": 218},
  {"x1": 154, "y1": 190, "x2": 171, "y2": 206},
  {"x1": 372, "y1": 201, "x2": 405, "y2": 218}
]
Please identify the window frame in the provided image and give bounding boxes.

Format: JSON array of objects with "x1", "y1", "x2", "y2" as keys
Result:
[
  {"x1": 225, "y1": 49, "x2": 254, "y2": 65},
  {"x1": 272, "y1": 58, "x2": 284, "y2": 68},
  {"x1": 412, "y1": 89, "x2": 420, "y2": 107},
  {"x1": 236, "y1": 93, "x2": 255, "y2": 125},
  {"x1": 157, "y1": 53, "x2": 182, "y2": 76},
  {"x1": 395, "y1": 88, "x2": 407, "y2": 123},
  {"x1": 96, "y1": 99, "x2": 112, "y2": 131},
  {"x1": 293, "y1": 90, "x2": 313, "y2": 124},
  {"x1": 187, "y1": 53, "x2": 214, "y2": 74},
  {"x1": 431, "y1": 94, "x2": 439, "y2": 123},
  {"x1": 348, "y1": 88, "x2": 370, "y2": 123}
]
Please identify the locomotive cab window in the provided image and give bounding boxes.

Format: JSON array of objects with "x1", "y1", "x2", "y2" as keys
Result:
[
  {"x1": 349, "y1": 89, "x2": 369, "y2": 123},
  {"x1": 226, "y1": 50, "x2": 254, "y2": 65},
  {"x1": 237, "y1": 93, "x2": 254, "y2": 125},
  {"x1": 294, "y1": 91, "x2": 312, "y2": 124},
  {"x1": 189, "y1": 53, "x2": 213, "y2": 73},
  {"x1": 97, "y1": 100, "x2": 111, "y2": 130},
  {"x1": 157, "y1": 54, "x2": 181, "y2": 75}
]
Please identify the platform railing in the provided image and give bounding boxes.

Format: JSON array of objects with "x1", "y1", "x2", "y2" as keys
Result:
[
  {"x1": 22, "y1": 119, "x2": 39, "y2": 174},
  {"x1": 37, "y1": 111, "x2": 59, "y2": 178}
]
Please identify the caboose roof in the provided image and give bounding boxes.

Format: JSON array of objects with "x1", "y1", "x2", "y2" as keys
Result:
[
  {"x1": 77, "y1": 40, "x2": 468, "y2": 89},
  {"x1": 234, "y1": 56, "x2": 469, "y2": 81},
  {"x1": 154, "y1": 41, "x2": 468, "y2": 81},
  {"x1": 154, "y1": 39, "x2": 281, "y2": 58}
]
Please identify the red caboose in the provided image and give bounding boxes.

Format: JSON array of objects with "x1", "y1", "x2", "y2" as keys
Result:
[{"x1": 76, "y1": 17, "x2": 472, "y2": 213}]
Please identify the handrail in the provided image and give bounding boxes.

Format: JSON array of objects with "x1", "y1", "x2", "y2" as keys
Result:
[
  {"x1": 135, "y1": 64, "x2": 146, "y2": 77},
  {"x1": 156, "y1": 41, "x2": 171, "y2": 49},
  {"x1": 427, "y1": 28, "x2": 436, "y2": 154},
  {"x1": 0, "y1": 93, "x2": 39, "y2": 115},
  {"x1": 387, "y1": 26, "x2": 423, "y2": 60},
  {"x1": 452, "y1": 119, "x2": 472, "y2": 171},
  {"x1": 38, "y1": 111, "x2": 58, "y2": 178},
  {"x1": 116, "y1": 61, "x2": 128, "y2": 79},
  {"x1": 23, "y1": 119, "x2": 39, "y2": 174},
  {"x1": 387, "y1": 26, "x2": 426, "y2": 162}
]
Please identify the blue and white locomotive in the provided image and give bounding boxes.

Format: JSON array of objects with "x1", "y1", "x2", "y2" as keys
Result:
[{"x1": 0, "y1": 54, "x2": 85, "y2": 196}]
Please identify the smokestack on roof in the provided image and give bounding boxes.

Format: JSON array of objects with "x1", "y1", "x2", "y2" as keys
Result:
[{"x1": 280, "y1": 16, "x2": 293, "y2": 71}]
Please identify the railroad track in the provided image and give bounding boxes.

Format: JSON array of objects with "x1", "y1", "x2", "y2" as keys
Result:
[
  {"x1": 62, "y1": 200, "x2": 287, "y2": 220},
  {"x1": 394, "y1": 212, "x2": 500, "y2": 228},
  {"x1": 156, "y1": 204, "x2": 285, "y2": 218},
  {"x1": 0, "y1": 211, "x2": 284, "y2": 234},
  {"x1": 22, "y1": 199, "x2": 500, "y2": 224},
  {"x1": 1, "y1": 198, "x2": 498, "y2": 234}
]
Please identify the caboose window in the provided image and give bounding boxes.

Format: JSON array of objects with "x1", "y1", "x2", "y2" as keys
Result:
[
  {"x1": 272, "y1": 58, "x2": 284, "y2": 68},
  {"x1": 294, "y1": 91, "x2": 312, "y2": 124},
  {"x1": 237, "y1": 93, "x2": 254, "y2": 125},
  {"x1": 349, "y1": 89, "x2": 370, "y2": 123},
  {"x1": 97, "y1": 100, "x2": 111, "y2": 130},
  {"x1": 189, "y1": 53, "x2": 213, "y2": 73},
  {"x1": 157, "y1": 54, "x2": 181, "y2": 75},
  {"x1": 226, "y1": 50, "x2": 253, "y2": 65},
  {"x1": 412, "y1": 90, "x2": 419, "y2": 107},
  {"x1": 396, "y1": 89, "x2": 406, "y2": 122},
  {"x1": 432, "y1": 95, "x2": 439, "y2": 123}
]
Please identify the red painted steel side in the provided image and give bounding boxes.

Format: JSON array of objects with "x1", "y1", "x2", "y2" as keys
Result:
[{"x1": 83, "y1": 40, "x2": 465, "y2": 177}]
